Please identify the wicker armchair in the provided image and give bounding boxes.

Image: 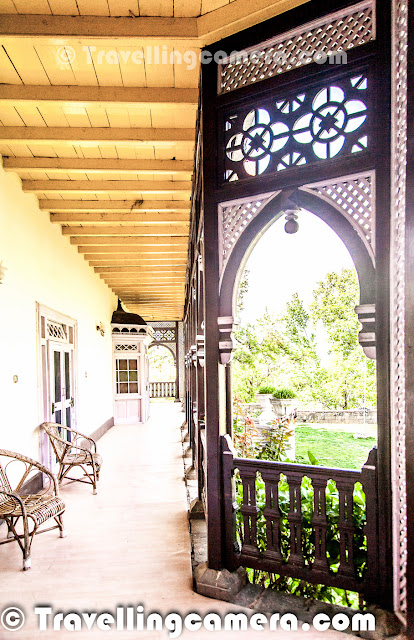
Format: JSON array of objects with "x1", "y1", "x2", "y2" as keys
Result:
[
  {"x1": 42, "y1": 423, "x2": 102, "y2": 495},
  {"x1": 0, "y1": 449, "x2": 66, "y2": 570}
]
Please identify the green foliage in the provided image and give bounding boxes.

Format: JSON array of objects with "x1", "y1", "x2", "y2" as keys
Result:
[
  {"x1": 256, "y1": 418, "x2": 295, "y2": 462},
  {"x1": 307, "y1": 450, "x2": 319, "y2": 466},
  {"x1": 295, "y1": 427, "x2": 376, "y2": 470},
  {"x1": 237, "y1": 269, "x2": 250, "y2": 313},
  {"x1": 272, "y1": 387, "x2": 296, "y2": 399},
  {"x1": 257, "y1": 385, "x2": 276, "y2": 395},
  {"x1": 233, "y1": 396, "x2": 259, "y2": 458},
  {"x1": 233, "y1": 268, "x2": 377, "y2": 410},
  {"x1": 148, "y1": 345, "x2": 175, "y2": 382}
]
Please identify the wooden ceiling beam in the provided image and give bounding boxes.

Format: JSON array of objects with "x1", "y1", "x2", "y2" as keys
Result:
[
  {"x1": 95, "y1": 266, "x2": 186, "y2": 273},
  {"x1": 0, "y1": 127, "x2": 195, "y2": 144},
  {"x1": 40, "y1": 200, "x2": 190, "y2": 212},
  {"x1": 72, "y1": 237, "x2": 188, "y2": 245},
  {"x1": 83, "y1": 254, "x2": 187, "y2": 267},
  {"x1": 199, "y1": 0, "x2": 307, "y2": 43},
  {"x1": 78, "y1": 246, "x2": 187, "y2": 254},
  {"x1": 0, "y1": 15, "x2": 198, "y2": 39},
  {"x1": 5, "y1": 158, "x2": 193, "y2": 175},
  {"x1": 103, "y1": 274, "x2": 184, "y2": 280},
  {"x1": 24, "y1": 180, "x2": 192, "y2": 194},
  {"x1": 114, "y1": 285, "x2": 182, "y2": 295},
  {"x1": 88, "y1": 263, "x2": 187, "y2": 268},
  {"x1": 0, "y1": 3, "x2": 306, "y2": 44},
  {"x1": 62, "y1": 224, "x2": 188, "y2": 236},
  {"x1": 0, "y1": 85, "x2": 198, "y2": 107},
  {"x1": 51, "y1": 213, "x2": 190, "y2": 224}
]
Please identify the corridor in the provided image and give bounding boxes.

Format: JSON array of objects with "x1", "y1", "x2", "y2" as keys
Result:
[{"x1": 0, "y1": 403, "x2": 358, "y2": 639}]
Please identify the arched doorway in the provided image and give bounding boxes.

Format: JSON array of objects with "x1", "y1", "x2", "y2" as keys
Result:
[
  {"x1": 231, "y1": 208, "x2": 377, "y2": 468},
  {"x1": 148, "y1": 345, "x2": 177, "y2": 400}
]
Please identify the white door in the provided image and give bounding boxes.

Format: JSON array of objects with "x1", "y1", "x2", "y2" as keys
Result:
[
  {"x1": 49, "y1": 343, "x2": 75, "y2": 429},
  {"x1": 114, "y1": 355, "x2": 141, "y2": 424}
]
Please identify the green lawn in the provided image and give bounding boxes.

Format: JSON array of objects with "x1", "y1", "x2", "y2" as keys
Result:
[{"x1": 295, "y1": 426, "x2": 377, "y2": 470}]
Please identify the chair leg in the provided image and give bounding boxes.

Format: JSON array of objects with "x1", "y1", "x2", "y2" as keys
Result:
[
  {"x1": 22, "y1": 521, "x2": 34, "y2": 571},
  {"x1": 6, "y1": 518, "x2": 15, "y2": 539},
  {"x1": 55, "y1": 514, "x2": 67, "y2": 538}
]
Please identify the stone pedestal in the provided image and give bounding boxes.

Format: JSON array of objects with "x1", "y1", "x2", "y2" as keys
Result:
[{"x1": 194, "y1": 562, "x2": 247, "y2": 601}]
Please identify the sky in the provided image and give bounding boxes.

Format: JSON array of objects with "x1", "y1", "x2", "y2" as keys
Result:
[{"x1": 239, "y1": 208, "x2": 355, "y2": 324}]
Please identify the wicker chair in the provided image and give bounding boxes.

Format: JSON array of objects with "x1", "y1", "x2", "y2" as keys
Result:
[
  {"x1": 42, "y1": 423, "x2": 102, "y2": 495},
  {"x1": 0, "y1": 449, "x2": 66, "y2": 570}
]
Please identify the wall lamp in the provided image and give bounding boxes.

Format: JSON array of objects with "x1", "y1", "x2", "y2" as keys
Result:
[
  {"x1": 0, "y1": 261, "x2": 7, "y2": 284},
  {"x1": 96, "y1": 322, "x2": 105, "y2": 336}
]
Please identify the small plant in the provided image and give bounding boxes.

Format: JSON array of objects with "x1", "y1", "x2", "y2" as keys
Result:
[
  {"x1": 257, "y1": 385, "x2": 276, "y2": 394},
  {"x1": 233, "y1": 396, "x2": 258, "y2": 458},
  {"x1": 256, "y1": 417, "x2": 295, "y2": 462},
  {"x1": 272, "y1": 387, "x2": 297, "y2": 399}
]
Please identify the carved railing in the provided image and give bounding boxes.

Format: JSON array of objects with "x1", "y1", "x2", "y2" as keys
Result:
[
  {"x1": 222, "y1": 435, "x2": 379, "y2": 599},
  {"x1": 149, "y1": 381, "x2": 176, "y2": 398}
]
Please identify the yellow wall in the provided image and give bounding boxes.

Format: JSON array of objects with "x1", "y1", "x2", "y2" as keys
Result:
[{"x1": 0, "y1": 159, "x2": 117, "y2": 459}]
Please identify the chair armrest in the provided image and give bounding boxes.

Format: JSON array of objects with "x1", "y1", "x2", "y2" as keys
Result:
[
  {"x1": 0, "y1": 489, "x2": 29, "y2": 520},
  {"x1": 43, "y1": 431, "x2": 95, "y2": 464},
  {"x1": 0, "y1": 489, "x2": 30, "y2": 549},
  {"x1": 73, "y1": 433, "x2": 97, "y2": 453},
  {"x1": 42, "y1": 424, "x2": 97, "y2": 453},
  {"x1": 0, "y1": 449, "x2": 60, "y2": 497}
]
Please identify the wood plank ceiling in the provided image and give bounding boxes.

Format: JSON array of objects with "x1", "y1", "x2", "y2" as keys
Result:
[{"x1": 0, "y1": 0, "x2": 305, "y2": 320}]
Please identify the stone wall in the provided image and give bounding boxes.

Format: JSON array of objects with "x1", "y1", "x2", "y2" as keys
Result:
[
  {"x1": 297, "y1": 409, "x2": 377, "y2": 424},
  {"x1": 241, "y1": 404, "x2": 377, "y2": 424}
]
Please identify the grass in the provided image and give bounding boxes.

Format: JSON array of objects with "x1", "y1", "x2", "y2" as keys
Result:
[{"x1": 295, "y1": 426, "x2": 377, "y2": 470}]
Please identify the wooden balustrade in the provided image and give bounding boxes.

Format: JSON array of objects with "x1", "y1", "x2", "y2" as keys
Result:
[
  {"x1": 222, "y1": 435, "x2": 379, "y2": 600},
  {"x1": 149, "y1": 381, "x2": 176, "y2": 398}
]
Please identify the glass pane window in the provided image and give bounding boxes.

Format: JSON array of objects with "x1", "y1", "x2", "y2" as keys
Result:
[
  {"x1": 116, "y1": 358, "x2": 139, "y2": 394},
  {"x1": 54, "y1": 351, "x2": 61, "y2": 403}
]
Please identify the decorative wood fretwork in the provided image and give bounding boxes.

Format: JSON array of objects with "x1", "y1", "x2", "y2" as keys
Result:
[
  {"x1": 219, "y1": 1, "x2": 375, "y2": 94},
  {"x1": 218, "y1": 316, "x2": 239, "y2": 364},
  {"x1": 222, "y1": 436, "x2": 379, "y2": 598},
  {"x1": 114, "y1": 344, "x2": 138, "y2": 351},
  {"x1": 218, "y1": 192, "x2": 279, "y2": 276},
  {"x1": 301, "y1": 172, "x2": 375, "y2": 260},
  {"x1": 224, "y1": 75, "x2": 369, "y2": 183},
  {"x1": 355, "y1": 304, "x2": 376, "y2": 360},
  {"x1": 47, "y1": 321, "x2": 67, "y2": 342},
  {"x1": 391, "y1": 0, "x2": 408, "y2": 621},
  {"x1": 148, "y1": 322, "x2": 177, "y2": 358},
  {"x1": 152, "y1": 328, "x2": 176, "y2": 343}
]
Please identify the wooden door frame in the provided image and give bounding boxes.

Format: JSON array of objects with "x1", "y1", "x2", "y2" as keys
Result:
[
  {"x1": 36, "y1": 303, "x2": 78, "y2": 469},
  {"x1": 201, "y1": 0, "x2": 393, "y2": 610}
]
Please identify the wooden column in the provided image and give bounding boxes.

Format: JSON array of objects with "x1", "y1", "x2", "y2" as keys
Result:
[
  {"x1": 203, "y1": 58, "x2": 226, "y2": 570},
  {"x1": 405, "y1": 0, "x2": 414, "y2": 632},
  {"x1": 175, "y1": 321, "x2": 180, "y2": 401},
  {"x1": 373, "y1": 0, "x2": 394, "y2": 611}
]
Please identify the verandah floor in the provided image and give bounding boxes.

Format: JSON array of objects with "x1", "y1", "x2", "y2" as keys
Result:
[{"x1": 0, "y1": 402, "x2": 357, "y2": 639}]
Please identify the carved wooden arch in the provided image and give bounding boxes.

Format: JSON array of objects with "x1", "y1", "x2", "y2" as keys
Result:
[
  {"x1": 218, "y1": 187, "x2": 376, "y2": 363},
  {"x1": 148, "y1": 342, "x2": 176, "y2": 365}
]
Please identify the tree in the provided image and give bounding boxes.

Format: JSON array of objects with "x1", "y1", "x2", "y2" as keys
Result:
[
  {"x1": 148, "y1": 346, "x2": 176, "y2": 382},
  {"x1": 310, "y1": 268, "x2": 376, "y2": 409},
  {"x1": 232, "y1": 267, "x2": 376, "y2": 409}
]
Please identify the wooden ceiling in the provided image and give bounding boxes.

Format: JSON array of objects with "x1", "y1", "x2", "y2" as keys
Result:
[{"x1": 0, "y1": 0, "x2": 305, "y2": 320}]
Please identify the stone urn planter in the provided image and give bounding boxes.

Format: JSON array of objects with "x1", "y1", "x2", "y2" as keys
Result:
[
  {"x1": 270, "y1": 397, "x2": 297, "y2": 418},
  {"x1": 256, "y1": 393, "x2": 275, "y2": 422}
]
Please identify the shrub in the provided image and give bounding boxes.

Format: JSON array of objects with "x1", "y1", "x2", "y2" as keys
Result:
[
  {"x1": 272, "y1": 387, "x2": 297, "y2": 399},
  {"x1": 257, "y1": 385, "x2": 276, "y2": 394}
]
